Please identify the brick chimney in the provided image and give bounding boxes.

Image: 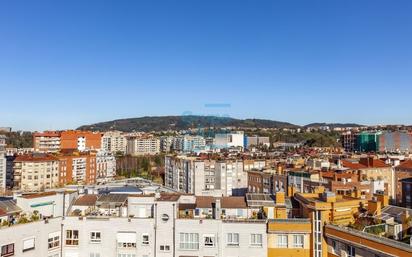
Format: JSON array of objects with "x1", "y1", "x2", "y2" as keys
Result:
[{"x1": 367, "y1": 198, "x2": 381, "y2": 216}]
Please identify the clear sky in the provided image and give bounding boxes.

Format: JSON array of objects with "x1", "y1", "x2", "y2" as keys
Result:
[{"x1": 1, "y1": 0, "x2": 411, "y2": 131}]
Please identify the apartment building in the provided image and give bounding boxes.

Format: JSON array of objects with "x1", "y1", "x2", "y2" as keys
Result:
[
  {"x1": 0, "y1": 193, "x2": 268, "y2": 257},
  {"x1": 58, "y1": 151, "x2": 97, "y2": 185},
  {"x1": 33, "y1": 131, "x2": 61, "y2": 153},
  {"x1": 0, "y1": 136, "x2": 6, "y2": 192},
  {"x1": 325, "y1": 224, "x2": 412, "y2": 257},
  {"x1": 0, "y1": 135, "x2": 6, "y2": 150},
  {"x1": 13, "y1": 154, "x2": 60, "y2": 192},
  {"x1": 342, "y1": 157, "x2": 395, "y2": 199},
  {"x1": 401, "y1": 178, "x2": 412, "y2": 208},
  {"x1": 214, "y1": 131, "x2": 244, "y2": 150},
  {"x1": 96, "y1": 151, "x2": 116, "y2": 182},
  {"x1": 267, "y1": 219, "x2": 311, "y2": 257},
  {"x1": 172, "y1": 135, "x2": 206, "y2": 153},
  {"x1": 61, "y1": 131, "x2": 102, "y2": 151},
  {"x1": 395, "y1": 159, "x2": 412, "y2": 205},
  {"x1": 0, "y1": 151, "x2": 6, "y2": 193},
  {"x1": 160, "y1": 136, "x2": 174, "y2": 153},
  {"x1": 165, "y1": 156, "x2": 248, "y2": 196},
  {"x1": 101, "y1": 131, "x2": 127, "y2": 154},
  {"x1": 294, "y1": 189, "x2": 369, "y2": 257},
  {"x1": 245, "y1": 136, "x2": 270, "y2": 149},
  {"x1": 321, "y1": 170, "x2": 384, "y2": 200},
  {"x1": 248, "y1": 168, "x2": 288, "y2": 195},
  {"x1": 126, "y1": 135, "x2": 160, "y2": 156}
]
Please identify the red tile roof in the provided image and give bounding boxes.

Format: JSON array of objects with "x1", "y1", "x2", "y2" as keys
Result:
[
  {"x1": 341, "y1": 160, "x2": 366, "y2": 169},
  {"x1": 73, "y1": 195, "x2": 98, "y2": 206},
  {"x1": 15, "y1": 154, "x2": 59, "y2": 162},
  {"x1": 195, "y1": 196, "x2": 247, "y2": 209},
  {"x1": 21, "y1": 192, "x2": 57, "y2": 199},
  {"x1": 396, "y1": 159, "x2": 412, "y2": 170}
]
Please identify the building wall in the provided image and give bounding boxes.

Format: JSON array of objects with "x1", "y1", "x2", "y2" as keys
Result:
[
  {"x1": 15, "y1": 159, "x2": 60, "y2": 192},
  {"x1": 0, "y1": 151, "x2": 6, "y2": 192},
  {"x1": 60, "y1": 131, "x2": 102, "y2": 151}
]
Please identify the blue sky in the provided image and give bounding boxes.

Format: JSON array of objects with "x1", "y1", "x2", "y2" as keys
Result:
[{"x1": 1, "y1": 0, "x2": 411, "y2": 131}]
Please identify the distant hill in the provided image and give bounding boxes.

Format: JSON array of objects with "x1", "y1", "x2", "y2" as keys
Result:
[
  {"x1": 77, "y1": 115, "x2": 299, "y2": 132},
  {"x1": 304, "y1": 122, "x2": 364, "y2": 128}
]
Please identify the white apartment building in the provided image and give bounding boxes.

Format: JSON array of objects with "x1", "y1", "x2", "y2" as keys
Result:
[
  {"x1": 126, "y1": 136, "x2": 160, "y2": 156},
  {"x1": 96, "y1": 151, "x2": 117, "y2": 182},
  {"x1": 0, "y1": 193, "x2": 267, "y2": 257},
  {"x1": 160, "y1": 136, "x2": 174, "y2": 153},
  {"x1": 214, "y1": 131, "x2": 244, "y2": 150},
  {"x1": 0, "y1": 151, "x2": 6, "y2": 192},
  {"x1": 165, "y1": 156, "x2": 248, "y2": 196},
  {"x1": 101, "y1": 131, "x2": 127, "y2": 154},
  {"x1": 172, "y1": 135, "x2": 206, "y2": 153},
  {"x1": 0, "y1": 135, "x2": 6, "y2": 151}
]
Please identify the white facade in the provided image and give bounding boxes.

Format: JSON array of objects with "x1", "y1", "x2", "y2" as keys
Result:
[
  {"x1": 165, "y1": 156, "x2": 248, "y2": 196},
  {"x1": 96, "y1": 151, "x2": 117, "y2": 182},
  {"x1": 0, "y1": 151, "x2": 6, "y2": 192},
  {"x1": 0, "y1": 197, "x2": 267, "y2": 257},
  {"x1": 214, "y1": 132, "x2": 245, "y2": 150}
]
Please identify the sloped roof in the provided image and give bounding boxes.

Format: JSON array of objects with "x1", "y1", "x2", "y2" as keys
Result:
[
  {"x1": 73, "y1": 195, "x2": 98, "y2": 206},
  {"x1": 396, "y1": 159, "x2": 412, "y2": 170}
]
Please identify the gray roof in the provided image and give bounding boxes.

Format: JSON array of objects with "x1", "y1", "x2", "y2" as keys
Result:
[
  {"x1": 0, "y1": 200, "x2": 22, "y2": 216},
  {"x1": 96, "y1": 194, "x2": 128, "y2": 208},
  {"x1": 380, "y1": 205, "x2": 412, "y2": 223}
]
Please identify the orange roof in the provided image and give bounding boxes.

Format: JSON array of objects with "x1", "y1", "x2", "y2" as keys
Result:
[
  {"x1": 21, "y1": 192, "x2": 57, "y2": 199},
  {"x1": 396, "y1": 159, "x2": 412, "y2": 170},
  {"x1": 342, "y1": 159, "x2": 390, "y2": 169},
  {"x1": 15, "y1": 154, "x2": 59, "y2": 162},
  {"x1": 73, "y1": 195, "x2": 98, "y2": 206},
  {"x1": 341, "y1": 160, "x2": 366, "y2": 169}
]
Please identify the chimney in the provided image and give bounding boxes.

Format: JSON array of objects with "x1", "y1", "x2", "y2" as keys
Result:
[
  {"x1": 374, "y1": 191, "x2": 389, "y2": 207},
  {"x1": 276, "y1": 191, "x2": 285, "y2": 205},
  {"x1": 367, "y1": 198, "x2": 381, "y2": 216}
]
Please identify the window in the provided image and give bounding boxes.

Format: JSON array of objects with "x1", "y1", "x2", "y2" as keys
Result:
[
  {"x1": 204, "y1": 234, "x2": 215, "y2": 247},
  {"x1": 250, "y1": 234, "x2": 262, "y2": 247},
  {"x1": 22, "y1": 238, "x2": 35, "y2": 252},
  {"x1": 293, "y1": 235, "x2": 304, "y2": 248},
  {"x1": 226, "y1": 233, "x2": 239, "y2": 246},
  {"x1": 179, "y1": 233, "x2": 199, "y2": 250},
  {"x1": 277, "y1": 235, "x2": 288, "y2": 248},
  {"x1": 142, "y1": 234, "x2": 149, "y2": 245},
  {"x1": 332, "y1": 240, "x2": 338, "y2": 254},
  {"x1": 159, "y1": 245, "x2": 170, "y2": 252},
  {"x1": 117, "y1": 232, "x2": 137, "y2": 249},
  {"x1": 48, "y1": 232, "x2": 60, "y2": 250},
  {"x1": 66, "y1": 230, "x2": 79, "y2": 246},
  {"x1": 117, "y1": 254, "x2": 136, "y2": 257},
  {"x1": 1, "y1": 243, "x2": 14, "y2": 257},
  {"x1": 347, "y1": 245, "x2": 355, "y2": 257},
  {"x1": 90, "y1": 232, "x2": 101, "y2": 243}
]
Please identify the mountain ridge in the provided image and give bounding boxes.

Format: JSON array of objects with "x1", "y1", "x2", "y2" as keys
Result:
[{"x1": 77, "y1": 115, "x2": 365, "y2": 132}]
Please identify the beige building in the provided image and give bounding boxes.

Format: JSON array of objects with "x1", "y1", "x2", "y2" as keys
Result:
[
  {"x1": 101, "y1": 131, "x2": 127, "y2": 154},
  {"x1": 13, "y1": 154, "x2": 60, "y2": 192},
  {"x1": 126, "y1": 135, "x2": 160, "y2": 155},
  {"x1": 342, "y1": 157, "x2": 395, "y2": 198}
]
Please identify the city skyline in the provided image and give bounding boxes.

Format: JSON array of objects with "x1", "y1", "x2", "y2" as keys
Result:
[{"x1": 1, "y1": 0, "x2": 412, "y2": 131}]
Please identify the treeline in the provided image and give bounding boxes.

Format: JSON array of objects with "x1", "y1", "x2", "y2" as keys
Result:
[
  {"x1": 116, "y1": 154, "x2": 165, "y2": 184},
  {"x1": 0, "y1": 131, "x2": 33, "y2": 148},
  {"x1": 247, "y1": 130, "x2": 340, "y2": 147}
]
